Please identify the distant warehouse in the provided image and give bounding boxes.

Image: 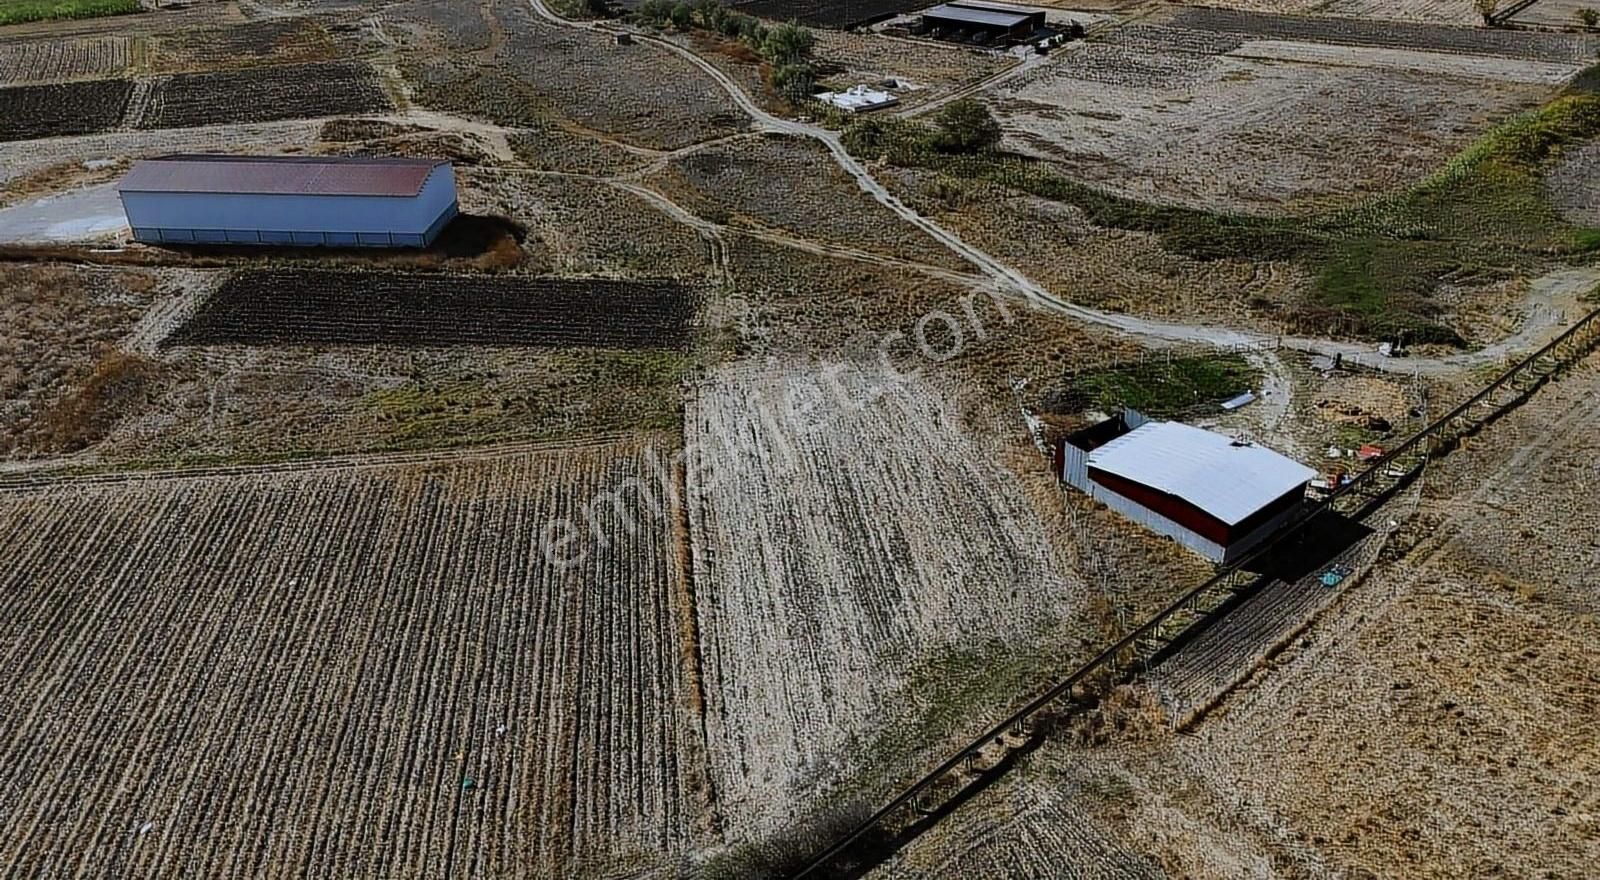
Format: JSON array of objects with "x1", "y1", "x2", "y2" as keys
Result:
[
  {"x1": 1058, "y1": 413, "x2": 1316, "y2": 563},
  {"x1": 118, "y1": 155, "x2": 459, "y2": 248},
  {"x1": 918, "y1": 3, "x2": 1046, "y2": 44}
]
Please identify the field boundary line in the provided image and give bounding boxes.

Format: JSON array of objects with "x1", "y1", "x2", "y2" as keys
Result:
[{"x1": 0, "y1": 431, "x2": 642, "y2": 492}]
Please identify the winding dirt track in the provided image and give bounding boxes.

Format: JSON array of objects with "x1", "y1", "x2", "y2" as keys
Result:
[{"x1": 523, "y1": 0, "x2": 1592, "y2": 377}]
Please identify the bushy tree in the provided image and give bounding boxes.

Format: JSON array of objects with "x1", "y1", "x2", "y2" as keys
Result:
[
  {"x1": 636, "y1": 0, "x2": 672, "y2": 24},
  {"x1": 930, "y1": 97, "x2": 1002, "y2": 153},
  {"x1": 1580, "y1": 6, "x2": 1599, "y2": 26},
  {"x1": 769, "y1": 62, "x2": 816, "y2": 103},
  {"x1": 669, "y1": 1, "x2": 693, "y2": 30},
  {"x1": 760, "y1": 21, "x2": 814, "y2": 66},
  {"x1": 1475, "y1": 0, "x2": 1498, "y2": 24}
]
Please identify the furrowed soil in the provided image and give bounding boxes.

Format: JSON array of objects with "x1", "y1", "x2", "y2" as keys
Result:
[
  {"x1": 0, "y1": 34, "x2": 132, "y2": 84},
  {"x1": 0, "y1": 438, "x2": 711, "y2": 879},
  {"x1": 166, "y1": 270, "x2": 696, "y2": 350},
  {"x1": 685, "y1": 358, "x2": 1097, "y2": 843}
]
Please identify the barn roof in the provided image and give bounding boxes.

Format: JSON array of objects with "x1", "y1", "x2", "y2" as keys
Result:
[
  {"x1": 1087, "y1": 421, "x2": 1315, "y2": 526},
  {"x1": 922, "y1": 3, "x2": 1039, "y2": 28},
  {"x1": 118, "y1": 155, "x2": 449, "y2": 198}
]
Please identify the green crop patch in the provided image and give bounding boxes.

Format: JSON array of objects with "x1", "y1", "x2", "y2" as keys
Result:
[{"x1": 0, "y1": 0, "x2": 141, "y2": 26}]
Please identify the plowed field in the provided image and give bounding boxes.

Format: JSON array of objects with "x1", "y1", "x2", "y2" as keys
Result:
[
  {"x1": 0, "y1": 438, "x2": 708, "y2": 878},
  {"x1": 166, "y1": 270, "x2": 696, "y2": 349}
]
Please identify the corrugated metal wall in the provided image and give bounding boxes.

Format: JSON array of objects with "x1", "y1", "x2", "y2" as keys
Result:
[{"x1": 122, "y1": 166, "x2": 458, "y2": 248}]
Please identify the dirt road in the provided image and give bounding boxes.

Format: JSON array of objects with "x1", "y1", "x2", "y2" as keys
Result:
[{"x1": 524, "y1": 0, "x2": 1595, "y2": 378}]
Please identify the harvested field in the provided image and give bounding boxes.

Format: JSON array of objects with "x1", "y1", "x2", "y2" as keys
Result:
[
  {"x1": 686, "y1": 359, "x2": 1094, "y2": 841},
  {"x1": 138, "y1": 61, "x2": 391, "y2": 130},
  {"x1": 650, "y1": 134, "x2": 970, "y2": 270},
  {"x1": 0, "y1": 78, "x2": 132, "y2": 142},
  {"x1": 166, "y1": 270, "x2": 696, "y2": 349},
  {"x1": 731, "y1": 0, "x2": 925, "y2": 29},
  {"x1": 992, "y1": 30, "x2": 1550, "y2": 213},
  {"x1": 0, "y1": 438, "x2": 710, "y2": 878},
  {"x1": 0, "y1": 119, "x2": 324, "y2": 188},
  {"x1": 1504, "y1": 0, "x2": 1600, "y2": 27},
  {"x1": 1546, "y1": 136, "x2": 1600, "y2": 228},
  {"x1": 1168, "y1": 6, "x2": 1600, "y2": 62},
  {"x1": 0, "y1": 34, "x2": 132, "y2": 84},
  {"x1": 146, "y1": 18, "x2": 337, "y2": 73}
]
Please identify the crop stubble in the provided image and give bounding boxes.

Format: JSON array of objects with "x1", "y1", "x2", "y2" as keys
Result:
[
  {"x1": 686, "y1": 359, "x2": 1091, "y2": 840},
  {"x1": 0, "y1": 439, "x2": 708, "y2": 878}
]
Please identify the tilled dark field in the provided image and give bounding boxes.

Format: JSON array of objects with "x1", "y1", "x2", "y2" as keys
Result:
[
  {"x1": 1169, "y1": 7, "x2": 1600, "y2": 62},
  {"x1": 0, "y1": 79, "x2": 132, "y2": 141},
  {"x1": 732, "y1": 0, "x2": 923, "y2": 29},
  {"x1": 138, "y1": 61, "x2": 391, "y2": 129},
  {"x1": 166, "y1": 270, "x2": 696, "y2": 348}
]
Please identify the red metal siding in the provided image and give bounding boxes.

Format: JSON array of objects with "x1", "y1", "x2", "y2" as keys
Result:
[{"x1": 1087, "y1": 467, "x2": 1232, "y2": 545}]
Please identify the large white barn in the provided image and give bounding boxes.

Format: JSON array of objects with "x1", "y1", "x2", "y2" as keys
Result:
[
  {"x1": 117, "y1": 155, "x2": 459, "y2": 248},
  {"x1": 1059, "y1": 414, "x2": 1316, "y2": 563}
]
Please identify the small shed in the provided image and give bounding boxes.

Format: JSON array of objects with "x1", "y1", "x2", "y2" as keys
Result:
[
  {"x1": 118, "y1": 155, "x2": 459, "y2": 248},
  {"x1": 1060, "y1": 416, "x2": 1315, "y2": 563},
  {"x1": 816, "y1": 85, "x2": 899, "y2": 113}
]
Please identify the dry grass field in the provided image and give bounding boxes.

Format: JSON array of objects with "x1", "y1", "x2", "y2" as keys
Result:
[
  {"x1": 647, "y1": 134, "x2": 971, "y2": 271},
  {"x1": 880, "y1": 358, "x2": 1600, "y2": 880},
  {"x1": 0, "y1": 438, "x2": 710, "y2": 880},
  {"x1": 992, "y1": 24, "x2": 1558, "y2": 214}
]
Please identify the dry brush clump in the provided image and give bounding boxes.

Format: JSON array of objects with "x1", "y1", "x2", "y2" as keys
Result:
[
  {"x1": 0, "y1": 439, "x2": 711, "y2": 878},
  {"x1": 0, "y1": 264, "x2": 164, "y2": 457}
]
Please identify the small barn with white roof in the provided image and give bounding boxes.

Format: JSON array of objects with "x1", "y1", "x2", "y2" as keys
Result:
[{"x1": 1058, "y1": 414, "x2": 1315, "y2": 563}]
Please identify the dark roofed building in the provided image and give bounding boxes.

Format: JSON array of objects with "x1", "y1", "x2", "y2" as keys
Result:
[
  {"x1": 920, "y1": 2, "x2": 1045, "y2": 44},
  {"x1": 118, "y1": 155, "x2": 459, "y2": 248}
]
